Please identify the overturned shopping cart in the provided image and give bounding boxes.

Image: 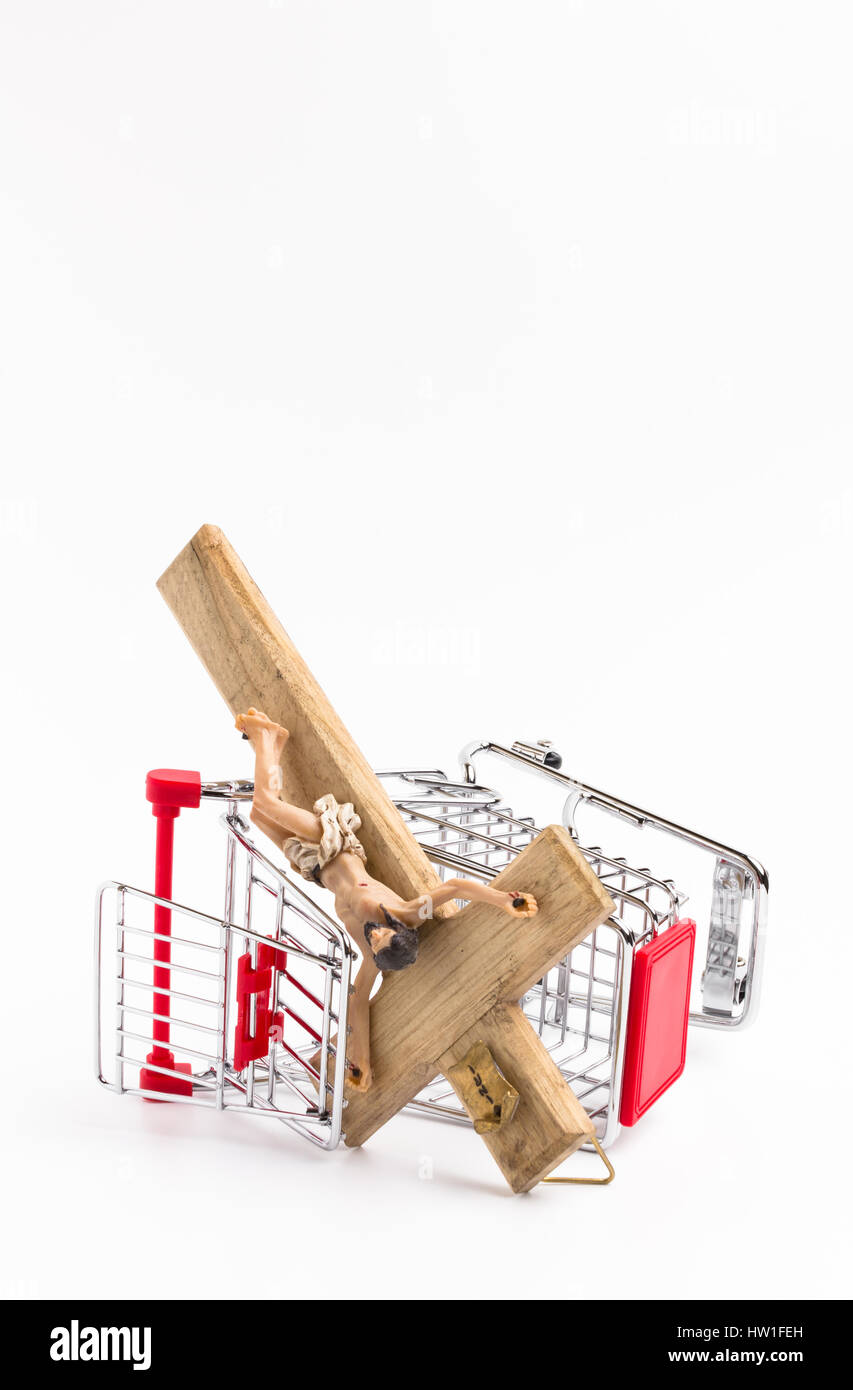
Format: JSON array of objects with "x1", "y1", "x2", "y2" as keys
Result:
[{"x1": 95, "y1": 737, "x2": 768, "y2": 1158}]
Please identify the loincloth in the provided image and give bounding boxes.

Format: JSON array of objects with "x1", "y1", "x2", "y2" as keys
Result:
[{"x1": 283, "y1": 793, "x2": 367, "y2": 884}]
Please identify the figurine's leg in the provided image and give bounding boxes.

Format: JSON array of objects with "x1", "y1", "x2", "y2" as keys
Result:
[
  {"x1": 248, "y1": 803, "x2": 291, "y2": 846},
  {"x1": 237, "y1": 708, "x2": 322, "y2": 842}
]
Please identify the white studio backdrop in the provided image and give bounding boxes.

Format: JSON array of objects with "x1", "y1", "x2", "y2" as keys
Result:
[{"x1": 0, "y1": 3, "x2": 850, "y2": 1300}]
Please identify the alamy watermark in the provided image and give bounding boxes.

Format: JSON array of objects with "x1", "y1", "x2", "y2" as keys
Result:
[
  {"x1": 50, "y1": 1320, "x2": 151, "y2": 1371},
  {"x1": 667, "y1": 103, "x2": 777, "y2": 153},
  {"x1": 371, "y1": 621, "x2": 481, "y2": 674}
]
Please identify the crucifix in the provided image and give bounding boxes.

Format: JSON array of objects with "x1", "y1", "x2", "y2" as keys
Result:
[{"x1": 158, "y1": 525, "x2": 615, "y2": 1192}]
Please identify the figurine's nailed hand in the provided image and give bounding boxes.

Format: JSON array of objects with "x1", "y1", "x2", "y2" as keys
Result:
[
  {"x1": 235, "y1": 708, "x2": 290, "y2": 751},
  {"x1": 504, "y1": 892, "x2": 538, "y2": 919},
  {"x1": 346, "y1": 1060, "x2": 374, "y2": 1094},
  {"x1": 309, "y1": 1045, "x2": 373, "y2": 1095}
]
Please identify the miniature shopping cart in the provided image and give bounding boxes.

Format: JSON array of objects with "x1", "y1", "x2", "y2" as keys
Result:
[{"x1": 95, "y1": 738, "x2": 768, "y2": 1155}]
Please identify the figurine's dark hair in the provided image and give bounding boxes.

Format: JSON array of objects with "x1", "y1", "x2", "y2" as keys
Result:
[{"x1": 365, "y1": 906, "x2": 419, "y2": 973}]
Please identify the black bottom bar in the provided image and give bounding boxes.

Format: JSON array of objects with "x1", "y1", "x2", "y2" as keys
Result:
[{"x1": 6, "y1": 1298, "x2": 842, "y2": 1376}]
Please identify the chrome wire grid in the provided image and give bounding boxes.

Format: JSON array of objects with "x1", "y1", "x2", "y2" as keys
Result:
[
  {"x1": 456, "y1": 739, "x2": 767, "y2": 1031},
  {"x1": 95, "y1": 795, "x2": 355, "y2": 1149},
  {"x1": 378, "y1": 770, "x2": 685, "y2": 1148}
]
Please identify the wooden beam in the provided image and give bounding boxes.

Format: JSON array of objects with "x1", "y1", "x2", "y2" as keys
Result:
[
  {"x1": 440, "y1": 1004, "x2": 595, "y2": 1192},
  {"x1": 157, "y1": 523, "x2": 448, "y2": 906}
]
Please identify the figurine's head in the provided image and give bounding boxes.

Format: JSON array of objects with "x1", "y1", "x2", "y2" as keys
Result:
[{"x1": 364, "y1": 905, "x2": 419, "y2": 973}]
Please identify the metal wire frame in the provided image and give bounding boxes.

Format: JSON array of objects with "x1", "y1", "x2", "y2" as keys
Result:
[
  {"x1": 459, "y1": 740, "x2": 769, "y2": 1029},
  {"x1": 94, "y1": 804, "x2": 355, "y2": 1150},
  {"x1": 376, "y1": 769, "x2": 684, "y2": 1149}
]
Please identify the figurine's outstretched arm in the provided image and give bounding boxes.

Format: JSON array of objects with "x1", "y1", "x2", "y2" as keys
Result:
[
  {"x1": 396, "y1": 877, "x2": 538, "y2": 923},
  {"x1": 345, "y1": 952, "x2": 378, "y2": 1089},
  {"x1": 310, "y1": 949, "x2": 377, "y2": 1093}
]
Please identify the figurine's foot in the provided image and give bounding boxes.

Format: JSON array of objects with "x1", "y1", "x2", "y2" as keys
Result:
[{"x1": 235, "y1": 708, "x2": 290, "y2": 751}]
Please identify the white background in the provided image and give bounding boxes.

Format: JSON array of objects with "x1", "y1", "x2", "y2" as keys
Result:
[{"x1": 1, "y1": 2, "x2": 851, "y2": 1301}]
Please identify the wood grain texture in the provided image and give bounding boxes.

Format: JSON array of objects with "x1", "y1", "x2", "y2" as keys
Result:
[
  {"x1": 157, "y1": 523, "x2": 447, "y2": 906},
  {"x1": 341, "y1": 823, "x2": 614, "y2": 1171}
]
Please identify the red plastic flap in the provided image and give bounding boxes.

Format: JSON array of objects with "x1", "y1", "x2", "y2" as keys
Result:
[
  {"x1": 619, "y1": 918, "x2": 696, "y2": 1127},
  {"x1": 233, "y1": 945, "x2": 284, "y2": 1072},
  {"x1": 145, "y1": 768, "x2": 201, "y2": 809}
]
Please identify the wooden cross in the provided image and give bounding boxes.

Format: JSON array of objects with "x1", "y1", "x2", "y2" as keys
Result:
[{"x1": 158, "y1": 525, "x2": 615, "y2": 1192}]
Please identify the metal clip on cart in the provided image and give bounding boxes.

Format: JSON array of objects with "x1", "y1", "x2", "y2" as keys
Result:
[{"x1": 95, "y1": 740, "x2": 767, "y2": 1158}]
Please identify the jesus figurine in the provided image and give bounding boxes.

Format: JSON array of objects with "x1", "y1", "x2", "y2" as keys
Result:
[{"x1": 236, "y1": 709, "x2": 538, "y2": 1092}]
